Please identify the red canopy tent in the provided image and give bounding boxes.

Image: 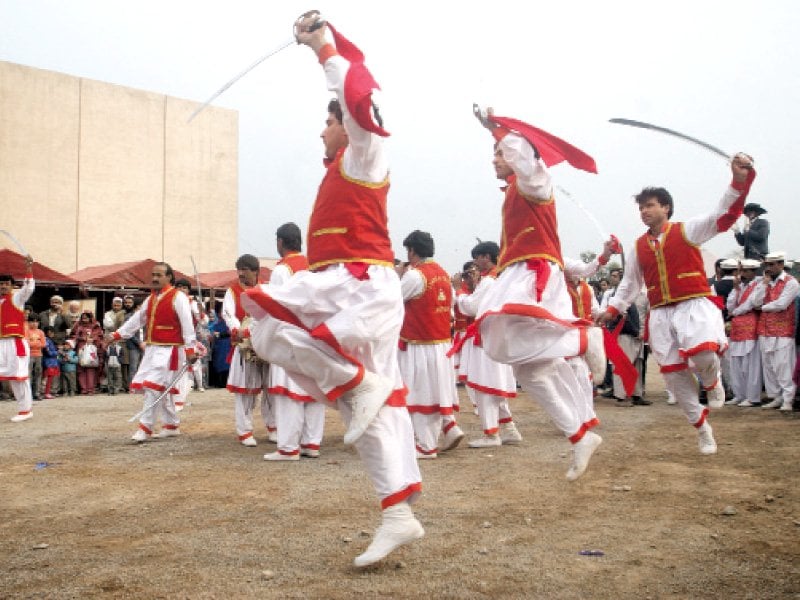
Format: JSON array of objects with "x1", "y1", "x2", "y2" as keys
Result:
[
  {"x1": 69, "y1": 259, "x2": 191, "y2": 288},
  {"x1": 0, "y1": 249, "x2": 79, "y2": 285}
]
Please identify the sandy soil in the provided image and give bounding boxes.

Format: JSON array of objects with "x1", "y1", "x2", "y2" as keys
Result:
[{"x1": 2, "y1": 362, "x2": 799, "y2": 599}]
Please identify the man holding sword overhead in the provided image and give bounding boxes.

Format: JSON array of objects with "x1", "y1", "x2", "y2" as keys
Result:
[
  {"x1": 109, "y1": 262, "x2": 197, "y2": 442},
  {"x1": 596, "y1": 154, "x2": 756, "y2": 455},
  {"x1": 1, "y1": 254, "x2": 36, "y2": 422},
  {"x1": 241, "y1": 14, "x2": 423, "y2": 568}
]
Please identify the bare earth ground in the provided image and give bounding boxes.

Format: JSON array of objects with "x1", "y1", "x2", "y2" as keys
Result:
[{"x1": 2, "y1": 362, "x2": 799, "y2": 600}]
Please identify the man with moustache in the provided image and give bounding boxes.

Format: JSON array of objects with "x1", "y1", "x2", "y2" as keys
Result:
[{"x1": 109, "y1": 263, "x2": 197, "y2": 442}]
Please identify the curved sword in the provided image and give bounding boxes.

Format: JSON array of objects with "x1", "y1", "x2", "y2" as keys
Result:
[
  {"x1": 609, "y1": 118, "x2": 732, "y2": 162},
  {"x1": 187, "y1": 11, "x2": 325, "y2": 123},
  {"x1": 0, "y1": 230, "x2": 29, "y2": 257}
]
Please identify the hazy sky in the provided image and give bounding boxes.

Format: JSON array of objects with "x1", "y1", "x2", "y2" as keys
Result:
[{"x1": 2, "y1": 0, "x2": 798, "y2": 273}]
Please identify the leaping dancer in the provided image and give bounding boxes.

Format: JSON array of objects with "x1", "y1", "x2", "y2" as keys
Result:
[
  {"x1": 240, "y1": 14, "x2": 423, "y2": 568},
  {"x1": 596, "y1": 152, "x2": 756, "y2": 455},
  {"x1": 471, "y1": 107, "x2": 607, "y2": 481}
]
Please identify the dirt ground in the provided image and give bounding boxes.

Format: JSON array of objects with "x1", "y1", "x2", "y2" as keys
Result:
[{"x1": 2, "y1": 362, "x2": 799, "y2": 600}]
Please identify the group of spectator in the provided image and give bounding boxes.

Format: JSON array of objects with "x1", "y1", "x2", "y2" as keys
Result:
[{"x1": 1, "y1": 291, "x2": 239, "y2": 404}]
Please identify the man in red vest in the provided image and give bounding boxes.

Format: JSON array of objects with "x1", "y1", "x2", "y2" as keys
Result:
[
  {"x1": 726, "y1": 258, "x2": 763, "y2": 406},
  {"x1": 223, "y1": 254, "x2": 271, "y2": 447},
  {"x1": 597, "y1": 154, "x2": 756, "y2": 455},
  {"x1": 472, "y1": 119, "x2": 606, "y2": 482},
  {"x1": 398, "y1": 230, "x2": 464, "y2": 458},
  {"x1": 111, "y1": 262, "x2": 197, "y2": 442},
  {"x1": 751, "y1": 251, "x2": 799, "y2": 411},
  {"x1": 0, "y1": 255, "x2": 35, "y2": 422},
  {"x1": 242, "y1": 16, "x2": 423, "y2": 568},
  {"x1": 263, "y1": 223, "x2": 326, "y2": 462},
  {"x1": 455, "y1": 242, "x2": 521, "y2": 449}
]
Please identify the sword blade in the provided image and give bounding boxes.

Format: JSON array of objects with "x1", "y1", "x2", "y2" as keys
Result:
[
  {"x1": 128, "y1": 362, "x2": 191, "y2": 422},
  {"x1": 0, "y1": 230, "x2": 30, "y2": 257},
  {"x1": 556, "y1": 186, "x2": 608, "y2": 243},
  {"x1": 609, "y1": 118, "x2": 732, "y2": 161},
  {"x1": 187, "y1": 37, "x2": 295, "y2": 123}
]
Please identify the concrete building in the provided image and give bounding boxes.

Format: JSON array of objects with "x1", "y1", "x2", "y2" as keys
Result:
[{"x1": 0, "y1": 60, "x2": 238, "y2": 276}]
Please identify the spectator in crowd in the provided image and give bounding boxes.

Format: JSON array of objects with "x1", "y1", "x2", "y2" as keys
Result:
[
  {"x1": 105, "y1": 338, "x2": 124, "y2": 396},
  {"x1": 726, "y1": 259, "x2": 763, "y2": 407},
  {"x1": 121, "y1": 295, "x2": 142, "y2": 392},
  {"x1": 41, "y1": 325, "x2": 60, "y2": 399},
  {"x1": 209, "y1": 310, "x2": 231, "y2": 388},
  {"x1": 26, "y1": 314, "x2": 45, "y2": 401},
  {"x1": 751, "y1": 251, "x2": 798, "y2": 411},
  {"x1": 733, "y1": 203, "x2": 769, "y2": 260},
  {"x1": 38, "y1": 295, "x2": 69, "y2": 345},
  {"x1": 58, "y1": 340, "x2": 79, "y2": 397},
  {"x1": 64, "y1": 300, "x2": 83, "y2": 335},
  {"x1": 70, "y1": 311, "x2": 105, "y2": 395}
]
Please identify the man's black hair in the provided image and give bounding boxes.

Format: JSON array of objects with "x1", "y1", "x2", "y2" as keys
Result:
[
  {"x1": 276, "y1": 222, "x2": 302, "y2": 252},
  {"x1": 634, "y1": 187, "x2": 674, "y2": 219},
  {"x1": 471, "y1": 241, "x2": 500, "y2": 264},
  {"x1": 403, "y1": 230, "x2": 435, "y2": 259},
  {"x1": 235, "y1": 254, "x2": 260, "y2": 272}
]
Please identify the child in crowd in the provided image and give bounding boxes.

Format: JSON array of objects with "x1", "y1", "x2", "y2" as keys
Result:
[
  {"x1": 42, "y1": 326, "x2": 60, "y2": 399},
  {"x1": 26, "y1": 314, "x2": 46, "y2": 400},
  {"x1": 58, "y1": 340, "x2": 79, "y2": 397},
  {"x1": 105, "y1": 340, "x2": 124, "y2": 396}
]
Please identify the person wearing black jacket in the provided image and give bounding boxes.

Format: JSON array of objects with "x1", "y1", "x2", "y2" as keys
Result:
[{"x1": 733, "y1": 203, "x2": 769, "y2": 260}]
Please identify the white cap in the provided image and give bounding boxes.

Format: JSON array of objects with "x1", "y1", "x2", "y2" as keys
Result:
[
  {"x1": 720, "y1": 258, "x2": 738, "y2": 270},
  {"x1": 785, "y1": 260, "x2": 794, "y2": 269},
  {"x1": 763, "y1": 251, "x2": 786, "y2": 263},
  {"x1": 740, "y1": 259, "x2": 760, "y2": 269}
]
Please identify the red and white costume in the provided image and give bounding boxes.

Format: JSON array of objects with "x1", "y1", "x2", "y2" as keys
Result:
[
  {"x1": 608, "y1": 174, "x2": 756, "y2": 429},
  {"x1": 174, "y1": 295, "x2": 205, "y2": 409},
  {"x1": 751, "y1": 271, "x2": 799, "y2": 406},
  {"x1": 114, "y1": 285, "x2": 196, "y2": 435},
  {"x1": 399, "y1": 259, "x2": 459, "y2": 456},
  {"x1": 726, "y1": 276, "x2": 763, "y2": 404},
  {"x1": 266, "y1": 253, "x2": 326, "y2": 458},
  {"x1": 223, "y1": 282, "x2": 271, "y2": 445},
  {"x1": 563, "y1": 256, "x2": 605, "y2": 422},
  {"x1": 241, "y1": 45, "x2": 420, "y2": 509},
  {"x1": 456, "y1": 267, "x2": 518, "y2": 437},
  {"x1": 0, "y1": 274, "x2": 34, "y2": 420},
  {"x1": 476, "y1": 133, "x2": 597, "y2": 444}
]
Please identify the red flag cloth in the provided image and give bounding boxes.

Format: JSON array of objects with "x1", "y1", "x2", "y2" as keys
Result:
[
  {"x1": 326, "y1": 23, "x2": 390, "y2": 137},
  {"x1": 602, "y1": 327, "x2": 638, "y2": 397},
  {"x1": 707, "y1": 295, "x2": 725, "y2": 311},
  {"x1": 525, "y1": 258, "x2": 551, "y2": 302},
  {"x1": 488, "y1": 115, "x2": 597, "y2": 174}
]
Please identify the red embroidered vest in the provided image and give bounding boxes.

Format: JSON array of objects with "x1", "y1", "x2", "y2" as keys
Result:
[
  {"x1": 729, "y1": 280, "x2": 759, "y2": 341},
  {"x1": 453, "y1": 283, "x2": 473, "y2": 333},
  {"x1": 498, "y1": 176, "x2": 563, "y2": 273},
  {"x1": 279, "y1": 253, "x2": 309, "y2": 275},
  {"x1": 400, "y1": 261, "x2": 453, "y2": 344},
  {"x1": 307, "y1": 150, "x2": 394, "y2": 271},
  {"x1": 567, "y1": 279, "x2": 594, "y2": 320},
  {"x1": 0, "y1": 294, "x2": 25, "y2": 338},
  {"x1": 635, "y1": 223, "x2": 711, "y2": 308},
  {"x1": 145, "y1": 287, "x2": 183, "y2": 345},
  {"x1": 757, "y1": 277, "x2": 796, "y2": 338}
]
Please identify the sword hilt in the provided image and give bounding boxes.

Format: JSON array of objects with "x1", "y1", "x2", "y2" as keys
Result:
[{"x1": 294, "y1": 10, "x2": 326, "y2": 43}]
